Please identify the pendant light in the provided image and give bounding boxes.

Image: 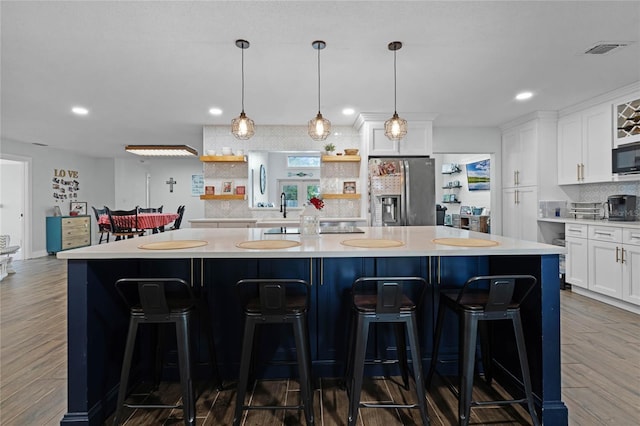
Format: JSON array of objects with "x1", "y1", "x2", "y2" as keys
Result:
[
  {"x1": 384, "y1": 41, "x2": 408, "y2": 141},
  {"x1": 231, "y1": 39, "x2": 255, "y2": 140},
  {"x1": 308, "y1": 40, "x2": 331, "y2": 141}
]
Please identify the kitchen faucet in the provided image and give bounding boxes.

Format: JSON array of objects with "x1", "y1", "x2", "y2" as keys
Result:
[{"x1": 280, "y1": 192, "x2": 287, "y2": 218}]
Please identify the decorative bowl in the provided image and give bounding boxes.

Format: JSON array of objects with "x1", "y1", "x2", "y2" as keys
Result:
[{"x1": 344, "y1": 149, "x2": 359, "y2": 156}]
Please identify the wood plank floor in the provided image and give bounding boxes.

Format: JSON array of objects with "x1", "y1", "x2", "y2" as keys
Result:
[{"x1": 1, "y1": 256, "x2": 638, "y2": 425}]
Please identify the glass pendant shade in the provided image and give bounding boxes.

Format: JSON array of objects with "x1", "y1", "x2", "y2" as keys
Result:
[
  {"x1": 308, "y1": 40, "x2": 331, "y2": 141},
  {"x1": 231, "y1": 111, "x2": 255, "y2": 140},
  {"x1": 231, "y1": 39, "x2": 255, "y2": 140},
  {"x1": 384, "y1": 112, "x2": 408, "y2": 141},
  {"x1": 385, "y1": 41, "x2": 407, "y2": 142},
  {"x1": 308, "y1": 112, "x2": 331, "y2": 141}
]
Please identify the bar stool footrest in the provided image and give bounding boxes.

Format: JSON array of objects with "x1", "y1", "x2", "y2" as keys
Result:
[
  {"x1": 124, "y1": 403, "x2": 182, "y2": 409},
  {"x1": 361, "y1": 402, "x2": 420, "y2": 409},
  {"x1": 472, "y1": 398, "x2": 528, "y2": 407},
  {"x1": 243, "y1": 404, "x2": 305, "y2": 411}
]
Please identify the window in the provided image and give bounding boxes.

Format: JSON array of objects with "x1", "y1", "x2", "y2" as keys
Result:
[
  {"x1": 279, "y1": 180, "x2": 320, "y2": 207},
  {"x1": 287, "y1": 155, "x2": 320, "y2": 168}
]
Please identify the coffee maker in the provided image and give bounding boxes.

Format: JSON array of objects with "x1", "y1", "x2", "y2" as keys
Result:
[{"x1": 606, "y1": 195, "x2": 638, "y2": 221}]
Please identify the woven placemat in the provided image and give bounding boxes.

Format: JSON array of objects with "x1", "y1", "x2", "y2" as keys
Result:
[
  {"x1": 138, "y1": 240, "x2": 208, "y2": 250},
  {"x1": 236, "y1": 240, "x2": 301, "y2": 249},
  {"x1": 341, "y1": 238, "x2": 405, "y2": 248},
  {"x1": 432, "y1": 238, "x2": 499, "y2": 247}
]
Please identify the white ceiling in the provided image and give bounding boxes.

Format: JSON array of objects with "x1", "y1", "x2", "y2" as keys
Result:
[{"x1": 2, "y1": 1, "x2": 639, "y2": 158}]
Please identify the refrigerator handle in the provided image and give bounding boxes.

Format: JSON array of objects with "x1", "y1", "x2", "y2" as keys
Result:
[{"x1": 401, "y1": 160, "x2": 408, "y2": 225}]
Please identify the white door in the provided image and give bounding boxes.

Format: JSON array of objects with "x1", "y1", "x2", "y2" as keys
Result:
[
  {"x1": 621, "y1": 243, "x2": 640, "y2": 305},
  {"x1": 501, "y1": 130, "x2": 519, "y2": 188},
  {"x1": 501, "y1": 187, "x2": 538, "y2": 242},
  {"x1": 516, "y1": 122, "x2": 538, "y2": 187},
  {"x1": 565, "y1": 236, "x2": 588, "y2": 289},
  {"x1": 582, "y1": 103, "x2": 612, "y2": 183},
  {"x1": 557, "y1": 113, "x2": 583, "y2": 185},
  {"x1": 588, "y1": 239, "x2": 622, "y2": 298},
  {"x1": 0, "y1": 158, "x2": 26, "y2": 260}
]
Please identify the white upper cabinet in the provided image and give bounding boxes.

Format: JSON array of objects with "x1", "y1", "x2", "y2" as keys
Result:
[
  {"x1": 557, "y1": 102, "x2": 612, "y2": 184},
  {"x1": 358, "y1": 114, "x2": 434, "y2": 157},
  {"x1": 502, "y1": 119, "x2": 538, "y2": 188}
]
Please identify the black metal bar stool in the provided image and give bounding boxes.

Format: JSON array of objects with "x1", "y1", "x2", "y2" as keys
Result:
[
  {"x1": 345, "y1": 276, "x2": 430, "y2": 426},
  {"x1": 426, "y1": 275, "x2": 540, "y2": 426},
  {"x1": 113, "y1": 278, "x2": 219, "y2": 426},
  {"x1": 233, "y1": 279, "x2": 314, "y2": 426}
]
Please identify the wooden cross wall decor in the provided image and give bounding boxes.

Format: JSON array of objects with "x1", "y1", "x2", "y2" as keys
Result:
[{"x1": 166, "y1": 177, "x2": 177, "y2": 193}]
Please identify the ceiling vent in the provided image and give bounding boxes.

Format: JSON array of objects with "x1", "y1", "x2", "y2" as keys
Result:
[{"x1": 584, "y1": 42, "x2": 628, "y2": 55}]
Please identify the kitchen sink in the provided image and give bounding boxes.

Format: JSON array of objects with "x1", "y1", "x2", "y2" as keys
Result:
[{"x1": 263, "y1": 226, "x2": 364, "y2": 235}]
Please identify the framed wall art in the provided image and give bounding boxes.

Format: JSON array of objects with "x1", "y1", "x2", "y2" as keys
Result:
[
  {"x1": 343, "y1": 181, "x2": 356, "y2": 194},
  {"x1": 70, "y1": 201, "x2": 87, "y2": 216},
  {"x1": 222, "y1": 181, "x2": 233, "y2": 194}
]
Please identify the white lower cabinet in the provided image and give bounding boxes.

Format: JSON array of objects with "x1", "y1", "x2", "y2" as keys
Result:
[
  {"x1": 588, "y1": 239, "x2": 622, "y2": 298},
  {"x1": 502, "y1": 186, "x2": 538, "y2": 242},
  {"x1": 565, "y1": 224, "x2": 589, "y2": 289},
  {"x1": 622, "y1": 229, "x2": 640, "y2": 304},
  {"x1": 582, "y1": 224, "x2": 640, "y2": 306}
]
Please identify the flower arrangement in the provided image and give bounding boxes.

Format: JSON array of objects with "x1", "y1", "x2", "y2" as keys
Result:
[{"x1": 309, "y1": 197, "x2": 324, "y2": 210}]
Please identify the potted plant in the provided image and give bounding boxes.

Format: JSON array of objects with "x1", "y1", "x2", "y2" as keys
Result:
[{"x1": 323, "y1": 143, "x2": 336, "y2": 155}]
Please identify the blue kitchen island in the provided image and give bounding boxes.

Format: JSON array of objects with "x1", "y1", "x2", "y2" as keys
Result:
[{"x1": 57, "y1": 226, "x2": 568, "y2": 425}]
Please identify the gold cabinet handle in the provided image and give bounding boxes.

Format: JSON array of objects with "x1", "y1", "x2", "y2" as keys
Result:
[
  {"x1": 581, "y1": 163, "x2": 585, "y2": 181},
  {"x1": 615, "y1": 247, "x2": 620, "y2": 263},
  {"x1": 577, "y1": 164, "x2": 580, "y2": 181},
  {"x1": 516, "y1": 170, "x2": 520, "y2": 185},
  {"x1": 621, "y1": 248, "x2": 625, "y2": 264}
]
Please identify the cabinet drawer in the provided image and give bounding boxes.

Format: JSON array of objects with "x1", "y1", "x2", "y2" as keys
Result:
[
  {"x1": 589, "y1": 225, "x2": 622, "y2": 242},
  {"x1": 623, "y1": 228, "x2": 640, "y2": 246},
  {"x1": 62, "y1": 235, "x2": 90, "y2": 249},
  {"x1": 565, "y1": 224, "x2": 588, "y2": 238},
  {"x1": 62, "y1": 217, "x2": 90, "y2": 232}
]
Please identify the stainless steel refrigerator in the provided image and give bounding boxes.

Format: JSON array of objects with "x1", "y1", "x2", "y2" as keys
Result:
[{"x1": 369, "y1": 156, "x2": 436, "y2": 226}]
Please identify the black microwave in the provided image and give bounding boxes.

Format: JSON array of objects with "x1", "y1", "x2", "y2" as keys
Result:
[{"x1": 612, "y1": 142, "x2": 640, "y2": 174}]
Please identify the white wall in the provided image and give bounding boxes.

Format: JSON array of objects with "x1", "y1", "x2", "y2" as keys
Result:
[
  {"x1": 1, "y1": 139, "x2": 115, "y2": 256},
  {"x1": 114, "y1": 157, "x2": 204, "y2": 226}
]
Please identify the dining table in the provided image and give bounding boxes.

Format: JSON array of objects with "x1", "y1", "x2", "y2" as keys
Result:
[{"x1": 99, "y1": 212, "x2": 179, "y2": 231}]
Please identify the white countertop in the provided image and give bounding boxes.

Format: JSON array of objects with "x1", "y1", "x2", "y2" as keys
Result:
[
  {"x1": 57, "y1": 226, "x2": 565, "y2": 260},
  {"x1": 189, "y1": 217, "x2": 367, "y2": 223},
  {"x1": 538, "y1": 217, "x2": 640, "y2": 229}
]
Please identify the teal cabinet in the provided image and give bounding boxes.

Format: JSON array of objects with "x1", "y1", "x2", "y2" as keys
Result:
[{"x1": 46, "y1": 216, "x2": 91, "y2": 254}]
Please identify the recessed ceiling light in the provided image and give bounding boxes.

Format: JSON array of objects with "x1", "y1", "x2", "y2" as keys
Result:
[
  {"x1": 342, "y1": 108, "x2": 355, "y2": 115},
  {"x1": 515, "y1": 92, "x2": 533, "y2": 101},
  {"x1": 71, "y1": 106, "x2": 89, "y2": 115},
  {"x1": 209, "y1": 108, "x2": 223, "y2": 115}
]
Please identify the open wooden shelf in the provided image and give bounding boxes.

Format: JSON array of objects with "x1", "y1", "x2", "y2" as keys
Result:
[
  {"x1": 322, "y1": 193, "x2": 361, "y2": 199},
  {"x1": 199, "y1": 155, "x2": 247, "y2": 162},
  {"x1": 200, "y1": 194, "x2": 246, "y2": 200},
  {"x1": 321, "y1": 155, "x2": 361, "y2": 162}
]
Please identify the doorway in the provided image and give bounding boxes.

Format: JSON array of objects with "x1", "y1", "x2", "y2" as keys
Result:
[{"x1": 0, "y1": 156, "x2": 31, "y2": 259}]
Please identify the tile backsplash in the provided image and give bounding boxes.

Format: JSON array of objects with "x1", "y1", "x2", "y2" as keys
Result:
[{"x1": 574, "y1": 181, "x2": 640, "y2": 203}]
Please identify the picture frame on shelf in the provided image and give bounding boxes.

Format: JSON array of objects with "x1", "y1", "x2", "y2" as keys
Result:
[
  {"x1": 222, "y1": 181, "x2": 233, "y2": 194},
  {"x1": 205, "y1": 186, "x2": 215, "y2": 195},
  {"x1": 343, "y1": 181, "x2": 356, "y2": 194},
  {"x1": 70, "y1": 201, "x2": 87, "y2": 216},
  {"x1": 235, "y1": 185, "x2": 246, "y2": 195}
]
